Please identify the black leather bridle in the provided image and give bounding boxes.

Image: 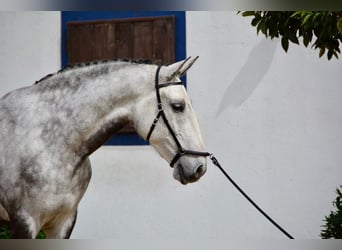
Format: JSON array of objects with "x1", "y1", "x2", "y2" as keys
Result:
[
  {"x1": 146, "y1": 66, "x2": 210, "y2": 167},
  {"x1": 145, "y1": 66, "x2": 294, "y2": 239}
]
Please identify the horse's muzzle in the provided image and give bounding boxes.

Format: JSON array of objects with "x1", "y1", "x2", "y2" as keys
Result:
[{"x1": 176, "y1": 163, "x2": 207, "y2": 185}]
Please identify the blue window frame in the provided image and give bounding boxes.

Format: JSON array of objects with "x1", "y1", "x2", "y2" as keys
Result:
[{"x1": 61, "y1": 11, "x2": 186, "y2": 145}]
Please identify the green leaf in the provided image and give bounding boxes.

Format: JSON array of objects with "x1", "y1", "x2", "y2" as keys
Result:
[
  {"x1": 319, "y1": 47, "x2": 326, "y2": 57},
  {"x1": 303, "y1": 32, "x2": 312, "y2": 47},
  {"x1": 337, "y1": 18, "x2": 342, "y2": 33},
  {"x1": 337, "y1": 186, "x2": 342, "y2": 196},
  {"x1": 290, "y1": 11, "x2": 302, "y2": 19},
  {"x1": 281, "y1": 37, "x2": 289, "y2": 52},
  {"x1": 251, "y1": 17, "x2": 260, "y2": 27},
  {"x1": 36, "y1": 230, "x2": 46, "y2": 239},
  {"x1": 268, "y1": 22, "x2": 278, "y2": 39},
  {"x1": 241, "y1": 11, "x2": 256, "y2": 17},
  {"x1": 313, "y1": 12, "x2": 322, "y2": 22},
  {"x1": 302, "y1": 13, "x2": 313, "y2": 28},
  {"x1": 256, "y1": 20, "x2": 268, "y2": 36},
  {"x1": 288, "y1": 32, "x2": 299, "y2": 44}
]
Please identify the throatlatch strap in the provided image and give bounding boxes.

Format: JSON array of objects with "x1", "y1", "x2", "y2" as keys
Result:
[
  {"x1": 146, "y1": 66, "x2": 163, "y2": 142},
  {"x1": 146, "y1": 110, "x2": 162, "y2": 142}
]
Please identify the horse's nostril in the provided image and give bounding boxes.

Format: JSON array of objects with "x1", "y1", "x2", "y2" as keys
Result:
[{"x1": 195, "y1": 164, "x2": 205, "y2": 177}]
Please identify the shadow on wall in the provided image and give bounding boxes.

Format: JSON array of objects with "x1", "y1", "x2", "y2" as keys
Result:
[{"x1": 216, "y1": 39, "x2": 278, "y2": 116}]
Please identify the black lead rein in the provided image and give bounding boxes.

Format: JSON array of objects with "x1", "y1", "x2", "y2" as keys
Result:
[
  {"x1": 209, "y1": 154, "x2": 294, "y2": 239},
  {"x1": 147, "y1": 66, "x2": 294, "y2": 239}
]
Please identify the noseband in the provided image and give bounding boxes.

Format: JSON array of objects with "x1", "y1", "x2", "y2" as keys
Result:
[{"x1": 146, "y1": 66, "x2": 210, "y2": 167}]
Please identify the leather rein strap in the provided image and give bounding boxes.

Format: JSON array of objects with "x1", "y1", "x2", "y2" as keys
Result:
[{"x1": 146, "y1": 66, "x2": 210, "y2": 167}]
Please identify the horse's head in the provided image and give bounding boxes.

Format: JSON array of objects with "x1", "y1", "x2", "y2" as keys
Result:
[{"x1": 135, "y1": 57, "x2": 207, "y2": 185}]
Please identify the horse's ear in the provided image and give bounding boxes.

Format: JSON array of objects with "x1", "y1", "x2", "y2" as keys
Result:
[{"x1": 166, "y1": 56, "x2": 199, "y2": 80}]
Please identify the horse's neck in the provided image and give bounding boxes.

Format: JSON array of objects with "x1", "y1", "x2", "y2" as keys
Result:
[{"x1": 40, "y1": 63, "x2": 155, "y2": 156}]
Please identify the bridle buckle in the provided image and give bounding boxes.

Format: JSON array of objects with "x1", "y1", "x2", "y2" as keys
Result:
[{"x1": 152, "y1": 117, "x2": 159, "y2": 125}]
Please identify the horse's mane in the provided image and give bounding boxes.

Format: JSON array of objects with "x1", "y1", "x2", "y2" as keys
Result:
[{"x1": 34, "y1": 58, "x2": 156, "y2": 85}]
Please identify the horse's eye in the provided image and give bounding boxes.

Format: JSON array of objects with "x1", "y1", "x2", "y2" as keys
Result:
[{"x1": 171, "y1": 102, "x2": 185, "y2": 112}]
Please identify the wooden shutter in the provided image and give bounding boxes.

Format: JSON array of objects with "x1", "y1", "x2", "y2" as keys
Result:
[
  {"x1": 67, "y1": 16, "x2": 176, "y2": 133},
  {"x1": 67, "y1": 16, "x2": 175, "y2": 65}
]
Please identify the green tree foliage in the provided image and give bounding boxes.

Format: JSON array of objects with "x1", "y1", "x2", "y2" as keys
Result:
[
  {"x1": 239, "y1": 11, "x2": 342, "y2": 60},
  {"x1": 0, "y1": 221, "x2": 46, "y2": 239},
  {"x1": 0, "y1": 223, "x2": 11, "y2": 239},
  {"x1": 320, "y1": 186, "x2": 342, "y2": 239}
]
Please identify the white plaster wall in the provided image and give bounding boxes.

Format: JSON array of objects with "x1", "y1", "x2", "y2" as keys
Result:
[
  {"x1": 0, "y1": 11, "x2": 341, "y2": 239},
  {"x1": 185, "y1": 11, "x2": 342, "y2": 239},
  {"x1": 0, "y1": 12, "x2": 61, "y2": 94}
]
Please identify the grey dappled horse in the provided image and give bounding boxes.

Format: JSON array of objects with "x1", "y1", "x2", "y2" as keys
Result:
[{"x1": 0, "y1": 57, "x2": 207, "y2": 238}]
